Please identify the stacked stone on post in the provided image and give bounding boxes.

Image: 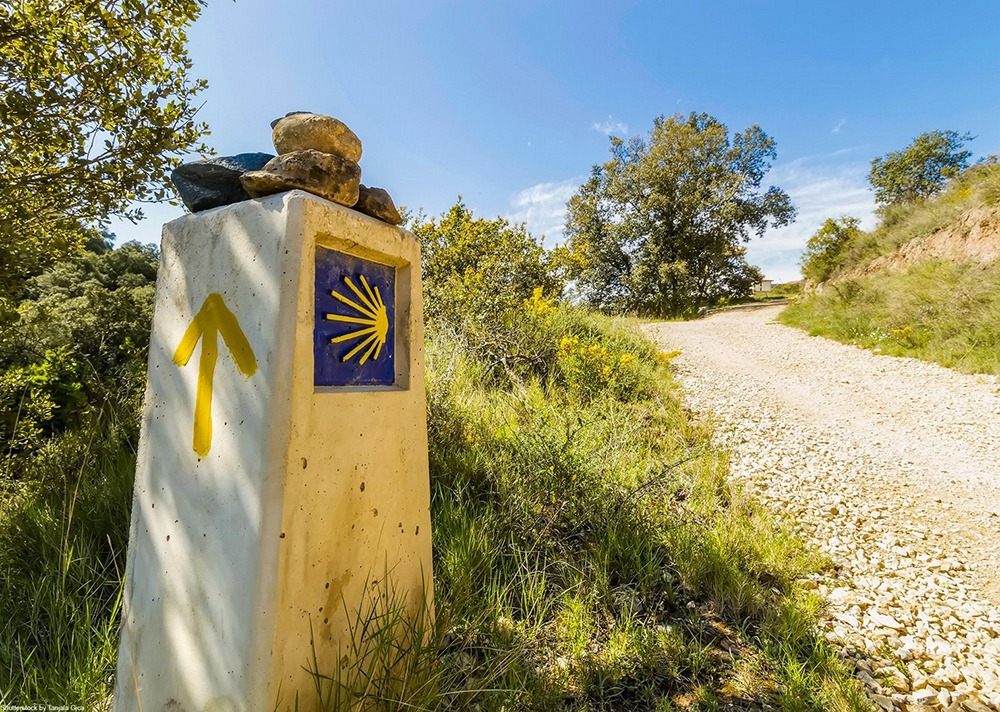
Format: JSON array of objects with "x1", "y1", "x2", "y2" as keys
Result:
[
  {"x1": 170, "y1": 111, "x2": 405, "y2": 226},
  {"x1": 241, "y1": 149, "x2": 362, "y2": 207},
  {"x1": 241, "y1": 112, "x2": 364, "y2": 208},
  {"x1": 170, "y1": 153, "x2": 275, "y2": 213}
]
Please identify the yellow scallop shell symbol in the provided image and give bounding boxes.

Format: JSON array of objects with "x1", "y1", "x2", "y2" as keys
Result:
[{"x1": 325, "y1": 275, "x2": 388, "y2": 365}]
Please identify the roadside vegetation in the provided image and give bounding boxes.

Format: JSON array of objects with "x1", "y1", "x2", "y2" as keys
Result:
[
  {"x1": 1, "y1": 204, "x2": 868, "y2": 709},
  {"x1": 0, "y1": 237, "x2": 156, "y2": 700},
  {"x1": 781, "y1": 260, "x2": 1000, "y2": 375},
  {"x1": 784, "y1": 132, "x2": 1000, "y2": 375}
]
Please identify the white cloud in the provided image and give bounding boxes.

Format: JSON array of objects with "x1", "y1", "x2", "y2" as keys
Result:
[
  {"x1": 509, "y1": 178, "x2": 582, "y2": 246},
  {"x1": 832, "y1": 118, "x2": 846, "y2": 134},
  {"x1": 746, "y1": 157, "x2": 876, "y2": 282},
  {"x1": 591, "y1": 117, "x2": 629, "y2": 136}
]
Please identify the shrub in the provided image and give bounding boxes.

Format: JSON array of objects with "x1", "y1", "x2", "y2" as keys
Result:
[
  {"x1": 0, "y1": 240, "x2": 156, "y2": 467},
  {"x1": 409, "y1": 200, "x2": 562, "y2": 330},
  {"x1": 799, "y1": 217, "x2": 862, "y2": 282}
]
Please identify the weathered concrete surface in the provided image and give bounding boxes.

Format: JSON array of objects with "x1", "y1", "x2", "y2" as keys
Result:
[{"x1": 114, "y1": 191, "x2": 432, "y2": 712}]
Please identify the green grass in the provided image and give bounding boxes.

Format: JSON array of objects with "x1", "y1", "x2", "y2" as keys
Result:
[
  {"x1": 0, "y1": 414, "x2": 135, "y2": 706},
  {"x1": 783, "y1": 161, "x2": 1000, "y2": 375},
  {"x1": 781, "y1": 260, "x2": 1000, "y2": 375},
  {"x1": 1, "y1": 305, "x2": 869, "y2": 710},
  {"x1": 299, "y1": 306, "x2": 868, "y2": 710}
]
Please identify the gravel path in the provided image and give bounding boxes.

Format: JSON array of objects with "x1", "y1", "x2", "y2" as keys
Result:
[{"x1": 644, "y1": 305, "x2": 1000, "y2": 712}]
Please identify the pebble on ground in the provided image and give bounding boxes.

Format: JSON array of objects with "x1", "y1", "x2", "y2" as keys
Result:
[{"x1": 646, "y1": 305, "x2": 1000, "y2": 712}]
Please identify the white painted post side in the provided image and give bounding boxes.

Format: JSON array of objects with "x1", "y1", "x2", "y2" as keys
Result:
[{"x1": 114, "y1": 190, "x2": 433, "y2": 712}]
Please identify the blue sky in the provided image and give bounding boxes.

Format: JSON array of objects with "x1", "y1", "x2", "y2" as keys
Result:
[{"x1": 109, "y1": 0, "x2": 1000, "y2": 281}]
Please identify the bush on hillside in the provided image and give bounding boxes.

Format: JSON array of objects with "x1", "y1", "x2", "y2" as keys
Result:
[
  {"x1": 869, "y1": 129, "x2": 973, "y2": 207},
  {"x1": 799, "y1": 217, "x2": 863, "y2": 282},
  {"x1": 805, "y1": 160, "x2": 1000, "y2": 282}
]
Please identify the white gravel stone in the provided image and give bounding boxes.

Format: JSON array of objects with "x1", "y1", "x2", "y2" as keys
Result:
[{"x1": 644, "y1": 306, "x2": 1000, "y2": 711}]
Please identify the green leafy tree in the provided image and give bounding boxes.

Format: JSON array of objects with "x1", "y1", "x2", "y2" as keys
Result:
[
  {"x1": 869, "y1": 130, "x2": 974, "y2": 207},
  {"x1": 409, "y1": 200, "x2": 561, "y2": 326},
  {"x1": 563, "y1": 113, "x2": 794, "y2": 316},
  {"x1": 799, "y1": 217, "x2": 863, "y2": 283},
  {"x1": 0, "y1": 237, "x2": 158, "y2": 456},
  {"x1": 0, "y1": 0, "x2": 210, "y2": 299}
]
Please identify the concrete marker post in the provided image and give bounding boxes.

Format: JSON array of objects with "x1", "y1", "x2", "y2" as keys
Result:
[{"x1": 114, "y1": 190, "x2": 433, "y2": 711}]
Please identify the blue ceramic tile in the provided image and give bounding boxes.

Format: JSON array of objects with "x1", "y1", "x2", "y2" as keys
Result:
[{"x1": 314, "y1": 247, "x2": 396, "y2": 387}]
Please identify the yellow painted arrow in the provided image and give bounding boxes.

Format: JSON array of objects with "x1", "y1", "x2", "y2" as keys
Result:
[{"x1": 173, "y1": 293, "x2": 258, "y2": 457}]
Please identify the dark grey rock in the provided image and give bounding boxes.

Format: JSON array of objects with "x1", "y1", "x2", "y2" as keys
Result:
[
  {"x1": 170, "y1": 153, "x2": 274, "y2": 212},
  {"x1": 240, "y1": 149, "x2": 361, "y2": 207},
  {"x1": 353, "y1": 184, "x2": 403, "y2": 225}
]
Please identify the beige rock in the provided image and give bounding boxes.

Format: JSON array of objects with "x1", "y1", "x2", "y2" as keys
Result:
[
  {"x1": 870, "y1": 612, "x2": 905, "y2": 630},
  {"x1": 959, "y1": 696, "x2": 995, "y2": 712},
  {"x1": 353, "y1": 184, "x2": 403, "y2": 226},
  {"x1": 871, "y1": 693, "x2": 894, "y2": 711},
  {"x1": 271, "y1": 112, "x2": 363, "y2": 162},
  {"x1": 241, "y1": 150, "x2": 361, "y2": 207},
  {"x1": 929, "y1": 672, "x2": 957, "y2": 690},
  {"x1": 891, "y1": 676, "x2": 911, "y2": 693},
  {"x1": 910, "y1": 687, "x2": 937, "y2": 703}
]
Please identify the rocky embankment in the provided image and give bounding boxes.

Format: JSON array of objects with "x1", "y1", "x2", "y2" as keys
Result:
[
  {"x1": 645, "y1": 306, "x2": 1000, "y2": 712},
  {"x1": 835, "y1": 206, "x2": 1000, "y2": 283}
]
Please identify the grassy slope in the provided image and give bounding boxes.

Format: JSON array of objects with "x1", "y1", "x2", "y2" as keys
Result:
[
  {"x1": 781, "y1": 163, "x2": 1000, "y2": 375},
  {"x1": 0, "y1": 306, "x2": 866, "y2": 710},
  {"x1": 304, "y1": 306, "x2": 865, "y2": 709}
]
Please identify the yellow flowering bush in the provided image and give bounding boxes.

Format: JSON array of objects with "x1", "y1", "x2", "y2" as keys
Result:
[
  {"x1": 653, "y1": 350, "x2": 681, "y2": 366},
  {"x1": 410, "y1": 201, "x2": 562, "y2": 327},
  {"x1": 556, "y1": 335, "x2": 644, "y2": 399},
  {"x1": 888, "y1": 323, "x2": 930, "y2": 349},
  {"x1": 523, "y1": 287, "x2": 557, "y2": 317}
]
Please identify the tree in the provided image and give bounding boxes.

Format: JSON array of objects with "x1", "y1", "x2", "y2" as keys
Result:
[
  {"x1": 799, "y1": 216, "x2": 863, "y2": 283},
  {"x1": 409, "y1": 200, "x2": 561, "y2": 327},
  {"x1": 0, "y1": 236, "x2": 159, "y2": 454},
  {"x1": 562, "y1": 113, "x2": 795, "y2": 317},
  {"x1": 0, "y1": 0, "x2": 210, "y2": 299},
  {"x1": 869, "y1": 130, "x2": 973, "y2": 207}
]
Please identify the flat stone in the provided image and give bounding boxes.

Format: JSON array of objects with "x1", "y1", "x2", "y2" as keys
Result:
[
  {"x1": 353, "y1": 184, "x2": 403, "y2": 225},
  {"x1": 271, "y1": 112, "x2": 362, "y2": 162},
  {"x1": 872, "y1": 693, "x2": 894, "y2": 711},
  {"x1": 170, "y1": 153, "x2": 274, "y2": 212},
  {"x1": 240, "y1": 150, "x2": 361, "y2": 207},
  {"x1": 959, "y1": 697, "x2": 994, "y2": 712},
  {"x1": 911, "y1": 688, "x2": 938, "y2": 703},
  {"x1": 870, "y1": 612, "x2": 904, "y2": 630}
]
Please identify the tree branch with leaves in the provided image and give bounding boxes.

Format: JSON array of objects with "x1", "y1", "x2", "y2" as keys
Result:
[{"x1": 0, "y1": 0, "x2": 211, "y2": 299}]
